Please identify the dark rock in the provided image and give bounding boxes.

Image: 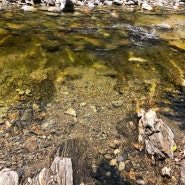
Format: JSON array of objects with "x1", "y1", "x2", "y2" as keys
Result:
[
  {"x1": 63, "y1": 0, "x2": 74, "y2": 12},
  {"x1": 33, "y1": 0, "x2": 41, "y2": 4}
]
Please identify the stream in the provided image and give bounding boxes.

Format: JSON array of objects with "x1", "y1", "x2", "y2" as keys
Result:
[
  {"x1": 0, "y1": 5, "x2": 185, "y2": 184},
  {"x1": 0, "y1": 6, "x2": 185, "y2": 127}
]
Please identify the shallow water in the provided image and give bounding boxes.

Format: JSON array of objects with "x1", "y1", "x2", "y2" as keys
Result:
[{"x1": 0, "y1": 6, "x2": 185, "y2": 127}]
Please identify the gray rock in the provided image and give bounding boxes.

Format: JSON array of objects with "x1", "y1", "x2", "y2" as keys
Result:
[
  {"x1": 161, "y1": 167, "x2": 172, "y2": 178},
  {"x1": 21, "y1": 109, "x2": 33, "y2": 125},
  {"x1": 0, "y1": 168, "x2": 19, "y2": 185},
  {"x1": 138, "y1": 109, "x2": 176, "y2": 159}
]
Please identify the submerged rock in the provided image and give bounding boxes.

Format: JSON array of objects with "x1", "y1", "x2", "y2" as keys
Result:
[{"x1": 138, "y1": 109, "x2": 176, "y2": 159}]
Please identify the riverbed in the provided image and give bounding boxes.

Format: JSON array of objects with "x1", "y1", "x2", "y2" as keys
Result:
[{"x1": 0, "y1": 6, "x2": 185, "y2": 184}]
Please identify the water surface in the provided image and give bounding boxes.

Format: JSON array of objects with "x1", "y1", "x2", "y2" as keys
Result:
[{"x1": 0, "y1": 7, "x2": 185, "y2": 127}]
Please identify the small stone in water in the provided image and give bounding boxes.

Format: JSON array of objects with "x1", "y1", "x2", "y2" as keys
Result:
[
  {"x1": 65, "y1": 108, "x2": 77, "y2": 117},
  {"x1": 114, "y1": 149, "x2": 121, "y2": 155},
  {"x1": 118, "y1": 162, "x2": 125, "y2": 171},
  {"x1": 109, "y1": 140, "x2": 119, "y2": 149},
  {"x1": 109, "y1": 159, "x2": 117, "y2": 166},
  {"x1": 112, "y1": 100, "x2": 123, "y2": 108}
]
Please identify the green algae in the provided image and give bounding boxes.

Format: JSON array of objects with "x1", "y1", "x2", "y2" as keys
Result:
[{"x1": 0, "y1": 8, "x2": 184, "y2": 116}]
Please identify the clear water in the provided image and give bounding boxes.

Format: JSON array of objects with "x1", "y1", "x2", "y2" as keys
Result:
[{"x1": 0, "y1": 6, "x2": 185, "y2": 127}]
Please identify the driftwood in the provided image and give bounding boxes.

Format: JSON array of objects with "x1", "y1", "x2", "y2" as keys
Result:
[
  {"x1": 138, "y1": 109, "x2": 176, "y2": 159},
  {"x1": 0, "y1": 157, "x2": 73, "y2": 185},
  {"x1": 0, "y1": 138, "x2": 92, "y2": 185},
  {"x1": 25, "y1": 157, "x2": 73, "y2": 185},
  {"x1": 180, "y1": 159, "x2": 185, "y2": 185}
]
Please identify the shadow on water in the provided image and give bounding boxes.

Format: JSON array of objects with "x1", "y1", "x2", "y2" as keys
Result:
[{"x1": 158, "y1": 85, "x2": 185, "y2": 130}]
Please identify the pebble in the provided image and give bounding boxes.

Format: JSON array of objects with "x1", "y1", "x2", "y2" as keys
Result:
[
  {"x1": 118, "y1": 161, "x2": 125, "y2": 171},
  {"x1": 65, "y1": 108, "x2": 76, "y2": 117},
  {"x1": 104, "y1": 154, "x2": 112, "y2": 160},
  {"x1": 125, "y1": 160, "x2": 133, "y2": 172},
  {"x1": 109, "y1": 139, "x2": 119, "y2": 149},
  {"x1": 105, "y1": 171, "x2": 111, "y2": 176},
  {"x1": 109, "y1": 159, "x2": 118, "y2": 166},
  {"x1": 92, "y1": 164, "x2": 98, "y2": 173},
  {"x1": 136, "y1": 179, "x2": 145, "y2": 185},
  {"x1": 112, "y1": 100, "x2": 123, "y2": 108},
  {"x1": 114, "y1": 149, "x2": 120, "y2": 155},
  {"x1": 21, "y1": 109, "x2": 33, "y2": 122}
]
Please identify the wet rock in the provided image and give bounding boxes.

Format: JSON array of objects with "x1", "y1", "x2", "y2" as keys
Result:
[
  {"x1": 0, "y1": 168, "x2": 19, "y2": 185},
  {"x1": 138, "y1": 109, "x2": 176, "y2": 159}
]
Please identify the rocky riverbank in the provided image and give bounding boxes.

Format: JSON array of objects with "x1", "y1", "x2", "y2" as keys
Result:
[{"x1": 0, "y1": 0, "x2": 185, "y2": 13}]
